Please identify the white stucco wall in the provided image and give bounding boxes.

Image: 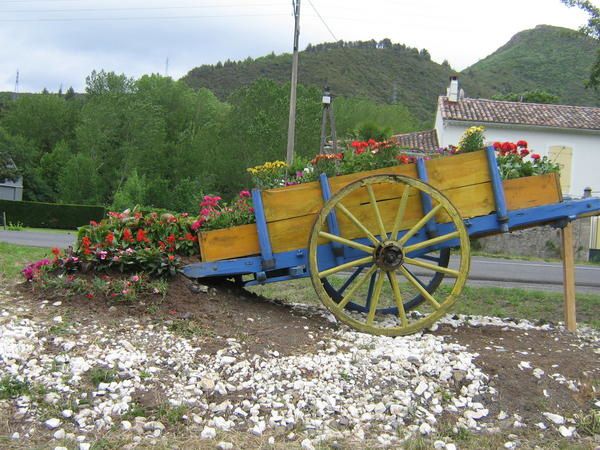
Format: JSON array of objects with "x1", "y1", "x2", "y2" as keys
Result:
[{"x1": 437, "y1": 121, "x2": 600, "y2": 198}]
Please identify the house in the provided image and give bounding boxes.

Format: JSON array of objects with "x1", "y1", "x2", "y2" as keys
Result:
[
  {"x1": 0, "y1": 177, "x2": 23, "y2": 201},
  {"x1": 434, "y1": 77, "x2": 600, "y2": 198},
  {"x1": 431, "y1": 77, "x2": 600, "y2": 259}
]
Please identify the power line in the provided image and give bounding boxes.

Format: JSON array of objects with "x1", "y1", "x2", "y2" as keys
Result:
[
  {"x1": 306, "y1": 0, "x2": 337, "y2": 41},
  {"x1": 0, "y1": 3, "x2": 283, "y2": 13},
  {"x1": 0, "y1": 12, "x2": 289, "y2": 22}
]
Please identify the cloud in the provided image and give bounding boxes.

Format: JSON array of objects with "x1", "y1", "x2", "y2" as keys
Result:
[{"x1": 0, "y1": 0, "x2": 590, "y2": 92}]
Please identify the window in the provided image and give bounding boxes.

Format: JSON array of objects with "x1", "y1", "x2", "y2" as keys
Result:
[{"x1": 548, "y1": 145, "x2": 573, "y2": 195}]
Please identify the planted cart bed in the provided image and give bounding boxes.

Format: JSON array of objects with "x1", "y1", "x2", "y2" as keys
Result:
[{"x1": 184, "y1": 148, "x2": 600, "y2": 335}]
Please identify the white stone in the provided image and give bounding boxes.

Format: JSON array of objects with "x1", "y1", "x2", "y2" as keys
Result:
[
  {"x1": 11, "y1": 432, "x2": 19, "y2": 440},
  {"x1": 536, "y1": 422, "x2": 547, "y2": 430},
  {"x1": 217, "y1": 443, "x2": 233, "y2": 450},
  {"x1": 53, "y1": 316, "x2": 63, "y2": 323},
  {"x1": 45, "y1": 418, "x2": 61, "y2": 429},
  {"x1": 79, "y1": 444, "x2": 91, "y2": 450},
  {"x1": 121, "y1": 421, "x2": 132, "y2": 430},
  {"x1": 433, "y1": 440, "x2": 446, "y2": 449},
  {"x1": 558, "y1": 425, "x2": 575, "y2": 438},
  {"x1": 542, "y1": 412, "x2": 565, "y2": 425},
  {"x1": 53, "y1": 429, "x2": 66, "y2": 440},
  {"x1": 446, "y1": 444, "x2": 457, "y2": 450},
  {"x1": 504, "y1": 442, "x2": 515, "y2": 449},
  {"x1": 200, "y1": 426, "x2": 217, "y2": 440},
  {"x1": 419, "y1": 423, "x2": 432, "y2": 435},
  {"x1": 61, "y1": 410, "x2": 73, "y2": 418},
  {"x1": 268, "y1": 436, "x2": 275, "y2": 445},
  {"x1": 301, "y1": 439, "x2": 316, "y2": 450}
]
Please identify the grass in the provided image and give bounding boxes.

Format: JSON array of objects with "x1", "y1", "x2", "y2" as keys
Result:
[
  {"x1": 248, "y1": 277, "x2": 600, "y2": 329},
  {"x1": 0, "y1": 242, "x2": 51, "y2": 283},
  {"x1": 1, "y1": 225, "x2": 75, "y2": 234}
]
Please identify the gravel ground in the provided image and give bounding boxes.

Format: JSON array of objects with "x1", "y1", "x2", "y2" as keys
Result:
[{"x1": 0, "y1": 282, "x2": 599, "y2": 449}]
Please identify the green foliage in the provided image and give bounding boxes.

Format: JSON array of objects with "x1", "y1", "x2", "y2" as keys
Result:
[
  {"x1": 182, "y1": 39, "x2": 481, "y2": 124},
  {"x1": 457, "y1": 126, "x2": 485, "y2": 152},
  {"x1": 75, "y1": 208, "x2": 197, "y2": 275},
  {"x1": 492, "y1": 89, "x2": 560, "y2": 104},
  {"x1": 0, "y1": 199, "x2": 105, "y2": 229},
  {"x1": 464, "y1": 25, "x2": 600, "y2": 107},
  {"x1": 356, "y1": 122, "x2": 391, "y2": 141},
  {"x1": 562, "y1": 0, "x2": 600, "y2": 89},
  {"x1": 0, "y1": 376, "x2": 30, "y2": 400}
]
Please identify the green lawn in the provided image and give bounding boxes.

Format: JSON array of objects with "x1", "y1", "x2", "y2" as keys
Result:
[
  {"x1": 0, "y1": 242, "x2": 51, "y2": 284},
  {"x1": 249, "y1": 278, "x2": 600, "y2": 329}
]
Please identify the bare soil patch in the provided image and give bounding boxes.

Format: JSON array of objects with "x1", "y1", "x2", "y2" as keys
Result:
[{"x1": 14, "y1": 274, "x2": 334, "y2": 357}]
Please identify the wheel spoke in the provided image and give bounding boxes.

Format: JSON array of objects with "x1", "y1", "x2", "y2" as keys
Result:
[
  {"x1": 335, "y1": 202, "x2": 380, "y2": 245},
  {"x1": 391, "y1": 185, "x2": 411, "y2": 241},
  {"x1": 397, "y1": 203, "x2": 442, "y2": 246},
  {"x1": 337, "y1": 265, "x2": 365, "y2": 295},
  {"x1": 399, "y1": 266, "x2": 441, "y2": 309},
  {"x1": 337, "y1": 265, "x2": 378, "y2": 310},
  {"x1": 318, "y1": 231, "x2": 374, "y2": 254},
  {"x1": 403, "y1": 257, "x2": 460, "y2": 277},
  {"x1": 387, "y1": 272, "x2": 408, "y2": 327},
  {"x1": 403, "y1": 230, "x2": 460, "y2": 254},
  {"x1": 366, "y1": 270, "x2": 385, "y2": 325},
  {"x1": 366, "y1": 184, "x2": 387, "y2": 239},
  {"x1": 318, "y1": 255, "x2": 373, "y2": 278}
]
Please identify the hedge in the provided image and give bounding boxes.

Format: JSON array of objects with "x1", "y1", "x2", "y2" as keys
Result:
[{"x1": 0, "y1": 199, "x2": 107, "y2": 230}]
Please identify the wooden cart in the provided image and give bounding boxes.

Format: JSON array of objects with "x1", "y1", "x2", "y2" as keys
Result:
[{"x1": 183, "y1": 148, "x2": 600, "y2": 335}]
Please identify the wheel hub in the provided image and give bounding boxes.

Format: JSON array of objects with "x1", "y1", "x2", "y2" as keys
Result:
[{"x1": 374, "y1": 241, "x2": 404, "y2": 271}]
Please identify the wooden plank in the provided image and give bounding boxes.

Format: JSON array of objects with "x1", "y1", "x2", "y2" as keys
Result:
[
  {"x1": 199, "y1": 223, "x2": 260, "y2": 262},
  {"x1": 504, "y1": 173, "x2": 562, "y2": 210},
  {"x1": 425, "y1": 150, "x2": 491, "y2": 189},
  {"x1": 561, "y1": 222, "x2": 577, "y2": 332},
  {"x1": 262, "y1": 151, "x2": 493, "y2": 224}
]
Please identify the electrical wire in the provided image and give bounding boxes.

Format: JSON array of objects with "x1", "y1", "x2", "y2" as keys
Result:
[
  {"x1": 306, "y1": 0, "x2": 337, "y2": 41},
  {"x1": 0, "y1": 3, "x2": 283, "y2": 13}
]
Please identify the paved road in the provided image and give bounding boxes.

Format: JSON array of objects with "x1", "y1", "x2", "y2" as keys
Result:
[
  {"x1": 1, "y1": 231, "x2": 599, "y2": 292},
  {"x1": 415, "y1": 255, "x2": 600, "y2": 293},
  {"x1": 0, "y1": 230, "x2": 76, "y2": 249}
]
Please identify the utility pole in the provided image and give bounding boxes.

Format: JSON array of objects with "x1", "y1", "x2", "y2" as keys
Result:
[
  {"x1": 286, "y1": 0, "x2": 301, "y2": 165},
  {"x1": 319, "y1": 86, "x2": 338, "y2": 154},
  {"x1": 12, "y1": 70, "x2": 19, "y2": 101},
  {"x1": 165, "y1": 57, "x2": 169, "y2": 77}
]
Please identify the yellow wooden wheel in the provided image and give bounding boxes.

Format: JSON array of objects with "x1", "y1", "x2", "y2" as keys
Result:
[{"x1": 308, "y1": 174, "x2": 470, "y2": 336}]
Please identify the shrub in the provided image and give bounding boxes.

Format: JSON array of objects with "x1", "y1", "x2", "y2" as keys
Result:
[{"x1": 0, "y1": 199, "x2": 106, "y2": 230}]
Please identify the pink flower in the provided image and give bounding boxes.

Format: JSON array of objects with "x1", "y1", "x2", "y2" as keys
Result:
[
  {"x1": 239, "y1": 190, "x2": 251, "y2": 198},
  {"x1": 191, "y1": 219, "x2": 205, "y2": 231},
  {"x1": 131, "y1": 275, "x2": 140, "y2": 282},
  {"x1": 200, "y1": 208, "x2": 212, "y2": 217}
]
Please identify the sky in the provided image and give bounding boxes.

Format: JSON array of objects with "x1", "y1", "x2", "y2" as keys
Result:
[{"x1": 0, "y1": 0, "x2": 591, "y2": 93}]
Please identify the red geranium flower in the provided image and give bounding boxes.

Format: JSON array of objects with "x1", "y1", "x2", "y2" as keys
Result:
[
  {"x1": 493, "y1": 142, "x2": 502, "y2": 150},
  {"x1": 136, "y1": 229, "x2": 147, "y2": 243},
  {"x1": 239, "y1": 190, "x2": 251, "y2": 198},
  {"x1": 517, "y1": 140, "x2": 528, "y2": 148},
  {"x1": 51, "y1": 247, "x2": 61, "y2": 256},
  {"x1": 105, "y1": 232, "x2": 114, "y2": 246},
  {"x1": 520, "y1": 149, "x2": 530, "y2": 157},
  {"x1": 531, "y1": 153, "x2": 541, "y2": 161},
  {"x1": 123, "y1": 228, "x2": 133, "y2": 243}
]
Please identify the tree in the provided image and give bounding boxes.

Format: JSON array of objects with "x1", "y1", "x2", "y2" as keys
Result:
[
  {"x1": 562, "y1": 0, "x2": 600, "y2": 89},
  {"x1": 492, "y1": 90, "x2": 560, "y2": 104},
  {"x1": 85, "y1": 70, "x2": 136, "y2": 96}
]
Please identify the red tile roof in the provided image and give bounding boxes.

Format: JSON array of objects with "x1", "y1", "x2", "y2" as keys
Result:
[
  {"x1": 392, "y1": 129, "x2": 439, "y2": 152},
  {"x1": 439, "y1": 97, "x2": 600, "y2": 131}
]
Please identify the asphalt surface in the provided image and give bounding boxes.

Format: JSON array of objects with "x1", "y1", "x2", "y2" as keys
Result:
[
  {"x1": 0, "y1": 230, "x2": 76, "y2": 249},
  {"x1": 1, "y1": 230, "x2": 599, "y2": 293}
]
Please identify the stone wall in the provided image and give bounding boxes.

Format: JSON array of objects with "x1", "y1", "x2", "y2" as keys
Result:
[{"x1": 473, "y1": 218, "x2": 591, "y2": 262}]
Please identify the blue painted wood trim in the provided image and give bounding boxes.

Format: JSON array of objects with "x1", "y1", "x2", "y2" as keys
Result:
[
  {"x1": 319, "y1": 173, "x2": 344, "y2": 263},
  {"x1": 183, "y1": 196, "x2": 600, "y2": 281},
  {"x1": 251, "y1": 188, "x2": 275, "y2": 269},
  {"x1": 485, "y1": 146, "x2": 509, "y2": 233},
  {"x1": 416, "y1": 158, "x2": 437, "y2": 236}
]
